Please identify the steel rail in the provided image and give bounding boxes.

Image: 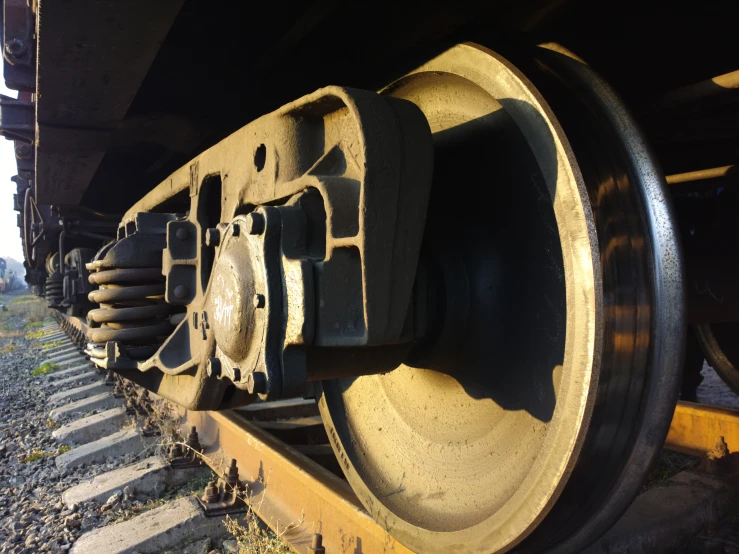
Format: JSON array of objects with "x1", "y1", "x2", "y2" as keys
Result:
[
  {"x1": 665, "y1": 401, "x2": 739, "y2": 457},
  {"x1": 57, "y1": 314, "x2": 739, "y2": 553},
  {"x1": 176, "y1": 408, "x2": 414, "y2": 554}
]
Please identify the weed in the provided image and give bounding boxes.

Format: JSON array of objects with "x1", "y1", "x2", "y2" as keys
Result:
[
  {"x1": 25, "y1": 321, "x2": 43, "y2": 329},
  {"x1": 40, "y1": 340, "x2": 63, "y2": 350},
  {"x1": 21, "y1": 444, "x2": 71, "y2": 462},
  {"x1": 26, "y1": 330, "x2": 49, "y2": 340},
  {"x1": 107, "y1": 474, "x2": 213, "y2": 525},
  {"x1": 21, "y1": 449, "x2": 48, "y2": 463},
  {"x1": 642, "y1": 449, "x2": 699, "y2": 491},
  {"x1": 0, "y1": 343, "x2": 15, "y2": 354},
  {"x1": 31, "y1": 362, "x2": 59, "y2": 376},
  {"x1": 45, "y1": 419, "x2": 60, "y2": 429}
]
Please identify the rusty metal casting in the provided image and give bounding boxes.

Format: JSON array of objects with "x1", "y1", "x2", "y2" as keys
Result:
[
  {"x1": 196, "y1": 458, "x2": 248, "y2": 517},
  {"x1": 169, "y1": 426, "x2": 205, "y2": 469}
]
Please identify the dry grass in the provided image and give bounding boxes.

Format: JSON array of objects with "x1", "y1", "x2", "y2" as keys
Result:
[
  {"x1": 8, "y1": 294, "x2": 50, "y2": 323},
  {"x1": 0, "y1": 294, "x2": 48, "y2": 335},
  {"x1": 224, "y1": 509, "x2": 296, "y2": 554},
  {"x1": 112, "y1": 381, "x2": 297, "y2": 553},
  {"x1": 106, "y1": 474, "x2": 213, "y2": 525}
]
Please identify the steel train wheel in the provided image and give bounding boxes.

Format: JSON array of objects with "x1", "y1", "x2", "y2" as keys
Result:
[
  {"x1": 695, "y1": 323, "x2": 739, "y2": 395},
  {"x1": 317, "y1": 43, "x2": 684, "y2": 553}
]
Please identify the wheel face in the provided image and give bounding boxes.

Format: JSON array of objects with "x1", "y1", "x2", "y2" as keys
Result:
[{"x1": 317, "y1": 43, "x2": 684, "y2": 554}]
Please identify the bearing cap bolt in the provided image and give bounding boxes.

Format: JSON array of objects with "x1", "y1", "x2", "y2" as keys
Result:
[
  {"x1": 5, "y1": 39, "x2": 26, "y2": 58},
  {"x1": 202, "y1": 480, "x2": 220, "y2": 504},
  {"x1": 186, "y1": 426, "x2": 201, "y2": 452},
  {"x1": 173, "y1": 284, "x2": 189, "y2": 299},
  {"x1": 309, "y1": 533, "x2": 325, "y2": 554},
  {"x1": 205, "y1": 227, "x2": 221, "y2": 247},
  {"x1": 175, "y1": 227, "x2": 189, "y2": 241},
  {"x1": 246, "y1": 372, "x2": 267, "y2": 395},
  {"x1": 246, "y1": 212, "x2": 265, "y2": 235},
  {"x1": 206, "y1": 357, "x2": 222, "y2": 379}
]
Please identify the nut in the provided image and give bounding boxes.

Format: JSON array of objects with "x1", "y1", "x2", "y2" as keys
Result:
[
  {"x1": 5, "y1": 39, "x2": 26, "y2": 58},
  {"x1": 206, "y1": 358, "x2": 222, "y2": 378},
  {"x1": 246, "y1": 212, "x2": 265, "y2": 235},
  {"x1": 205, "y1": 227, "x2": 221, "y2": 247},
  {"x1": 246, "y1": 372, "x2": 267, "y2": 394}
]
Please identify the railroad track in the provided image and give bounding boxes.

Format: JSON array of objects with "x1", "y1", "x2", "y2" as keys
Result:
[{"x1": 38, "y1": 315, "x2": 738, "y2": 554}]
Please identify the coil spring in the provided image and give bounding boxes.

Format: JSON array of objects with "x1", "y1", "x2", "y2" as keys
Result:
[
  {"x1": 87, "y1": 268, "x2": 174, "y2": 359},
  {"x1": 45, "y1": 276, "x2": 64, "y2": 307}
]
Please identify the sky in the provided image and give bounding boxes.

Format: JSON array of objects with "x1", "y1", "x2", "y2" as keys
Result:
[{"x1": 0, "y1": 82, "x2": 25, "y2": 262}]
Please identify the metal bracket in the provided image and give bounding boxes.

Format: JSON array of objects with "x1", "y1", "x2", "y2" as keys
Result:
[
  {"x1": 2, "y1": 0, "x2": 35, "y2": 91},
  {"x1": 168, "y1": 426, "x2": 205, "y2": 469},
  {"x1": 196, "y1": 459, "x2": 248, "y2": 518},
  {"x1": 0, "y1": 94, "x2": 33, "y2": 142}
]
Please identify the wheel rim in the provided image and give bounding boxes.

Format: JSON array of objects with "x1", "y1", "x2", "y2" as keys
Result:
[{"x1": 317, "y1": 43, "x2": 684, "y2": 554}]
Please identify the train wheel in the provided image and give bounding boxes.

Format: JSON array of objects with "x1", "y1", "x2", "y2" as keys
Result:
[
  {"x1": 317, "y1": 43, "x2": 685, "y2": 553},
  {"x1": 695, "y1": 323, "x2": 739, "y2": 395}
]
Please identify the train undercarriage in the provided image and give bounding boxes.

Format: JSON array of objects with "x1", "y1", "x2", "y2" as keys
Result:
[{"x1": 3, "y1": 1, "x2": 739, "y2": 552}]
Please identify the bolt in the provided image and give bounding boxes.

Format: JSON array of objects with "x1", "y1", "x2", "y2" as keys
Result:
[
  {"x1": 246, "y1": 372, "x2": 267, "y2": 395},
  {"x1": 706, "y1": 436, "x2": 730, "y2": 474},
  {"x1": 173, "y1": 284, "x2": 189, "y2": 299},
  {"x1": 231, "y1": 367, "x2": 242, "y2": 382},
  {"x1": 5, "y1": 39, "x2": 26, "y2": 58},
  {"x1": 205, "y1": 227, "x2": 221, "y2": 247},
  {"x1": 226, "y1": 458, "x2": 240, "y2": 488},
  {"x1": 253, "y1": 293, "x2": 265, "y2": 309},
  {"x1": 14, "y1": 143, "x2": 31, "y2": 160},
  {"x1": 308, "y1": 533, "x2": 325, "y2": 554},
  {"x1": 206, "y1": 357, "x2": 222, "y2": 378},
  {"x1": 202, "y1": 480, "x2": 220, "y2": 504},
  {"x1": 186, "y1": 426, "x2": 201, "y2": 452},
  {"x1": 143, "y1": 418, "x2": 157, "y2": 437},
  {"x1": 125, "y1": 399, "x2": 136, "y2": 415},
  {"x1": 246, "y1": 212, "x2": 265, "y2": 235},
  {"x1": 175, "y1": 227, "x2": 189, "y2": 241}
]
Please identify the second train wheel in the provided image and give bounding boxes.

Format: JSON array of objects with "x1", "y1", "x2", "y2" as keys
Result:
[
  {"x1": 317, "y1": 43, "x2": 685, "y2": 553},
  {"x1": 695, "y1": 323, "x2": 739, "y2": 395}
]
